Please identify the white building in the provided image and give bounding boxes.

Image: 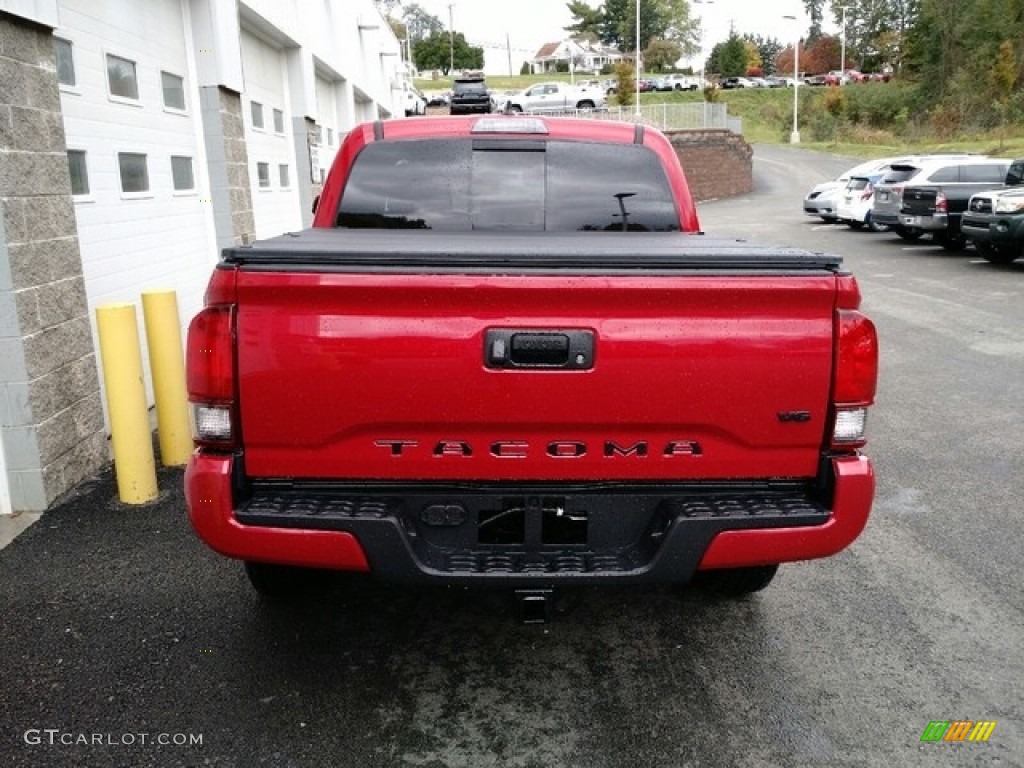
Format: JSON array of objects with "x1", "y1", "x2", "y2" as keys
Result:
[
  {"x1": 531, "y1": 38, "x2": 623, "y2": 75},
  {"x1": 0, "y1": 0, "x2": 405, "y2": 513}
]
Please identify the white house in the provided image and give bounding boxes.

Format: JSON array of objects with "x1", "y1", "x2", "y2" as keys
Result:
[{"x1": 531, "y1": 38, "x2": 623, "y2": 75}]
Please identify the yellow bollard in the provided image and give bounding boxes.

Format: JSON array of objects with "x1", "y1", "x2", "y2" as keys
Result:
[
  {"x1": 96, "y1": 303, "x2": 158, "y2": 504},
  {"x1": 142, "y1": 290, "x2": 193, "y2": 466}
]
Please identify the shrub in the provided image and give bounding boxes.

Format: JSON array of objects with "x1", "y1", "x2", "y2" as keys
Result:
[{"x1": 614, "y1": 62, "x2": 636, "y2": 107}]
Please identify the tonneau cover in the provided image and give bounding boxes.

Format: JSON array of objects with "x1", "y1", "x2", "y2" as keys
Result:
[{"x1": 222, "y1": 229, "x2": 843, "y2": 272}]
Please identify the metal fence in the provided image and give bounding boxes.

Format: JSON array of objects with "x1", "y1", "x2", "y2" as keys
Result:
[{"x1": 510, "y1": 102, "x2": 741, "y2": 134}]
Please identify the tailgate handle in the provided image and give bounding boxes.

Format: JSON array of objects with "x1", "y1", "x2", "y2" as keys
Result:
[{"x1": 485, "y1": 329, "x2": 594, "y2": 370}]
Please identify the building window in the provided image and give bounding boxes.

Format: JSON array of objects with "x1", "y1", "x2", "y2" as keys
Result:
[
  {"x1": 171, "y1": 156, "x2": 195, "y2": 191},
  {"x1": 106, "y1": 54, "x2": 139, "y2": 100},
  {"x1": 279, "y1": 164, "x2": 290, "y2": 188},
  {"x1": 67, "y1": 150, "x2": 88, "y2": 195},
  {"x1": 118, "y1": 153, "x2": 149, "y2": 193},
  {"x1": 327, "y1": 128, "x2": 334, "y2": 145},
  {"x1": 161, "y1": 71, "x2": 186, "y2": 110},
  {"x1": 273, "y1": 108, "x2": 284, "y2": 133},
  {"x1": 55, "y1": 38, "x2": 75, "y2": 87},
  {"x1": 257, "y1": 162, "x2": 270, "y2": 188},
  {"x1": 251, "y1": 101, "x2": 264, "y2": 129}
]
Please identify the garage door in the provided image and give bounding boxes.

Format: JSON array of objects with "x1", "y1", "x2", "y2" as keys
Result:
[{"x1": 241, "y1": 30, "x2": 302, "y2": 240}]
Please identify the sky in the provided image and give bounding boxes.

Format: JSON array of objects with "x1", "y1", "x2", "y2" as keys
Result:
[{"x1": 409, "y1": 0, "x2": 817, "y2": 76}]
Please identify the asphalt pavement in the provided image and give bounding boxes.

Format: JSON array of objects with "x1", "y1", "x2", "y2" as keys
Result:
[{"x1": 1, "y1": 144, "x2": 1021, "y2": 768}]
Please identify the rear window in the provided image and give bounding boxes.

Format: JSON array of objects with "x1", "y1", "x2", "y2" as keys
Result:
[
  {"x1": 882, "y1": 166, "x2": 921, "y2": 183},
  {"x1": 454, "y1": 81, "x2": 487, "y2": 95},
  {"x1": 336, "y1": 138, "x2": 681, "y2": 232},
  {"x1": 847, "y1": 178, "x2": 871, "y2": 191}
]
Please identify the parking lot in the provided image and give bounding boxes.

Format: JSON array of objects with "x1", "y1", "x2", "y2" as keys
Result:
[{"x1": 1, "y1": 144, "x2": 1021, "y2": 768}]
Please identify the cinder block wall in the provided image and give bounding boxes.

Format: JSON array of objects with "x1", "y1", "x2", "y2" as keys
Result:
[
  {"x1": 0, "y1": 12, "x2": 106, "y2": 510},
  {"x1": 667, "y1": 129, "x2": 754, "y2": 202}
]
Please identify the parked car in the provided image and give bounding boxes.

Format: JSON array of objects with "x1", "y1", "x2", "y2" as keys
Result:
[
  {"x1": 803, "y1": 156, "x2": 908, "y2": 222},
  {"x1": 898, "y1": 156, "x2": 1014, "y2": 250},
  {"x1": 721, "y1": 77, "x2": 754, "y2": 89},
  {"x1": 403, "y1": 85, "x2": 426, "y2": 117},
  {"x1": 503, "y1": 81, "x2": 605, "y2": 113},
  {"x1": 662, "y1": 73, "x2": 702, "y2": 91},
  {"x1": 870, "y1": 155, "x2": 981, "y2": 239},
  {"x1": 961, "y1": 158, "x2": 1024, "y2": 263},
  {"x1": 426, "y1": 91, "x2": 450, "y2": 107},
  {"x1": 836, "y1": 173, "x2": 888, "y2": 231},
  {"x1": 449, "y1": 76, "x2": 492, "y2": 115}
]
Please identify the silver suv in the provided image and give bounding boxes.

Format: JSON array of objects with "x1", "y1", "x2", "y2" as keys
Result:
[{"x1": 871, "y1": 155, "x2": 983, "y2": 240}]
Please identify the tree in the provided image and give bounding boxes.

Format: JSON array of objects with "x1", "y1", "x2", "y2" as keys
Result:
[
  {"x1": 403, "y1": 3, "x2": 444, "y2": 42},
  {"x1": 707, "y1": 30, "x2": 749, "y2": 78},
  {"x1": 803, "y1": 0, "x2": 827, "y2": 42},
  {"x1": 644, "y1": 39, "x2": 683, "y2": 71},
  {"x1": 564, "y1": 0, "x2": 699, "y2": 57},
  {"x1": 412, "y1": 31, "x2": 484, "y2": 75},
  {"x1": 566, "y1": 0, "x2": 605, "y2": 38},
  {"x1": 830, "y1": 0, "x2": 921, "y2": 73},
  {"x1": 744, "y1": 34, "x2": 784, "y2": 77}
]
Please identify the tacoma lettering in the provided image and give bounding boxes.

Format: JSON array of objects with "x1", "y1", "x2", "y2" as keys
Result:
[{"x1": 375, "y1": 439, "x2": 702, "y2": 457}]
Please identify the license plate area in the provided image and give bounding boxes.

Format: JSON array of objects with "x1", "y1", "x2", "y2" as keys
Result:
[{"x1": 479, "y1": 497, "x2": 589, "y2": 546}]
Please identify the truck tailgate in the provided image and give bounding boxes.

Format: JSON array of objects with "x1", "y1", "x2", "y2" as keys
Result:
[{"x1": 231, "y1": 234, "x2": 839, "y2": 483}]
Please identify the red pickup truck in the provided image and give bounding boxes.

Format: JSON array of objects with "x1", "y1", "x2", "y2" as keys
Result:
[{"x1": 185, "y1": 116, "x2": 877, "y2": 604}]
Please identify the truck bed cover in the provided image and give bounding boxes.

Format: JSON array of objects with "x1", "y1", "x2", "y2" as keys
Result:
[{"x1": 222, "y1": 230, "x2": 843, "y2": 273}]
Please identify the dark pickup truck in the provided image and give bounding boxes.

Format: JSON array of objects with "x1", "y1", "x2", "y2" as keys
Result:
[
  {"x1": 961, "y1": 158, "x2": 1024, "y2": 264},
  {"x1": 185, "y1": 115, "x2": 878, "y2": 609},
  {"x1": 898, "y1": 157, "x2": 1013, "y2": 250}
]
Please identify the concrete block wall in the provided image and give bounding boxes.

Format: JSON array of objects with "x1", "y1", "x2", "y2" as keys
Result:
[
  {"x1": 200, "y1": 85, "x2": 255, "y2": 251},
  {"x1": 0, "y1": 11, "x2": 106, "y2": 510},
  {"x1": 667, "y1": 129, "x2": 754, "y2": 202}
]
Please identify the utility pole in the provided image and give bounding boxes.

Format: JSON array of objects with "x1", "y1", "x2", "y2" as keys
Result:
[
  {"x1": 447, "y1": 3, "x2": 455, "y2": 76},
  {"x1": 840, "y1": 5, "x2": 847, "y2": 73},
  {"x1": 507, "y1": 32, "x2": 512, "y2": 76},
  {"x1": 634, "y1": 0, "x2": 641, "y2": 117},
  {"x1": 784, "y1": 14, "x2": 800, "y2": 143}
]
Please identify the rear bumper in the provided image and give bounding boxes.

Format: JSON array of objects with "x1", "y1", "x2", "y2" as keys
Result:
[
  {"x1": 185, "y1": 453, "x2": 874, "y2": 585},
  {"x1": 871, "y1": 211, "x2": 901, "y2": 227},
  {"x1": 899, "y1": 213, "x2": 948, "y2": 232},
  {"x1": 962, "y1": 213, "x2": 1024, "y2": 246}
]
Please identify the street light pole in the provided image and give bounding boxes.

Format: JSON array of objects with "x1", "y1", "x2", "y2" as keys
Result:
[
  {"x1": 783, "y1": 14, "x2": 800, "y2": 143},
  {"x1": 693, "y1": 0, "x2": 715, "y2": 88},
  {"x1": 447, "y1": 3, "x2": 455, "y2": 76},
  {"x1": 635, "y1": 0, "x2": 641, "y2": 116},
  {"x1": 840, "y1": 5, "x2": 847, "y2": 74}
]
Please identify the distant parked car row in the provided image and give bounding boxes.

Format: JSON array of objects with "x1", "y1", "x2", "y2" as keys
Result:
[{"x1": 803, "y1": 153, "x2": 1024, "y2": 263}]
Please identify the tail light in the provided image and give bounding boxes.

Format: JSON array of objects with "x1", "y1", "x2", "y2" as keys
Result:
[
  {"x1": 831, "y1": 277, "x2": 878, "y2": 450},
  {"x1": 860, "y1": 183, "x2": 873, "y2": 201},
  {"x1": 934, "y1": 191, "x2": 948, "y2": 213},
  {"x1": 186, "y1": 305, "x2": 237, "y2": 448}
]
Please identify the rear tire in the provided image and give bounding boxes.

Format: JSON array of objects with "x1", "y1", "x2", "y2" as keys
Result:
[
  {"x1": 937, "y1": 232, "x2": 966, "y2": 251},
  {"x1": 977, "y1": 242, "x2": 1022, "y2": 264},
  {"x1": 847, "y1": 221, "x2": 864, "y2": 230},
  {"x1": 244, "y1": 562, "x2": 331, "y2": 601},
  {"x1": 867, "y1": 213, "x2": 888, "y2": 232},
  {"x1": 690, "y1": 565, "x2": 779, "y2": 597}
]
